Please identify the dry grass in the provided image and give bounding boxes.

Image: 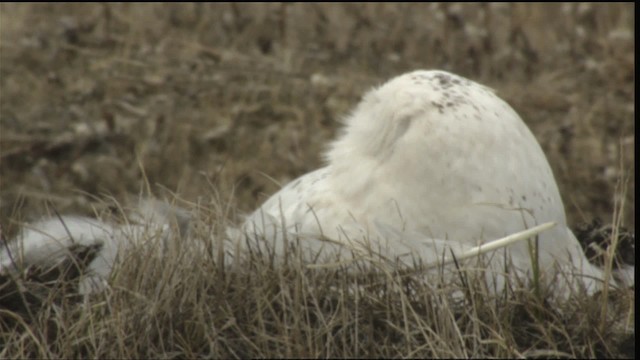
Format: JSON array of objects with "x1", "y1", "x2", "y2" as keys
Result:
[
  {"x1": 0, "y1": 200, "x2": 635, "y2": 358},
  {"x1": 0, "y1": 3, "x2": 635, "y2": 358}
]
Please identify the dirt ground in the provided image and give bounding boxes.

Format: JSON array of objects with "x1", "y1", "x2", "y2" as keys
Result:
[{"x1": 0, "y1": 3, "x2": 634, "y2": 235}]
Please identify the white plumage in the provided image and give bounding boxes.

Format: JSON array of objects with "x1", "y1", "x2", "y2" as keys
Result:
[
  {"x1": 1, "y1": 203, "x2": 178, "y2": 294},
  {"x1": 1, "y1": 70, "x2": 623, "y2": 296},
  {"x1": 242, "y1": 70, "x2": 609, "y2": 294}
]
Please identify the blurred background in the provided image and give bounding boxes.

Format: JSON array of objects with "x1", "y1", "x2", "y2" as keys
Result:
[{"x1": 0, "y1": 3, "x2": 634, "y2": 234}]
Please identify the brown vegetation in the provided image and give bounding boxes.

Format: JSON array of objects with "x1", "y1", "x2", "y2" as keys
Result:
[{"x1": 0, "y1": 3, "x2": 634, "y2": 358}]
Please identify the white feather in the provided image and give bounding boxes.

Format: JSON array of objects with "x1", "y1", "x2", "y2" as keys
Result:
[
  {"x1": 242, "y1": 70, "x2": 614, "y2": 296},
  {"x1": 3, "y1": 70, "x2": 629, "y2": 297}
]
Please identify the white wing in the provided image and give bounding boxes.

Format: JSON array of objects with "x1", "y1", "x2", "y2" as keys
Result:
[
  {"x1": 243, "y1": 70, "x2": 612, "y2": 296},
  {"x1": 3, "y1": 70, "x2": 625, "y2": 297},
  {"x1": 1, "y1": 209, "x2": 174, "y2": 294}
]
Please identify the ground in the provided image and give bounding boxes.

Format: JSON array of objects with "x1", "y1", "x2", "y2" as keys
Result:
[
  {"x1": 0, "y1": 3, "x2": 634, "y2": 233},
  {"x1": 0, "y1": 3, "x2": 635, "y2": 358}
]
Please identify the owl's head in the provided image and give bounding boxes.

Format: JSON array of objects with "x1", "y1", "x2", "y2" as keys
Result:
[{"x1": 325, "y1": 70, "x2": 499, "y2": 167}]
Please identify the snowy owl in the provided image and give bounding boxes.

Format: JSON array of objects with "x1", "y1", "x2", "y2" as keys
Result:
[
  {"x1": 1, "y1": 70, "x2": 630, "y2": 296},
  {"x1": 241, "y1": 70, "x2": 618, "y2": 295}
]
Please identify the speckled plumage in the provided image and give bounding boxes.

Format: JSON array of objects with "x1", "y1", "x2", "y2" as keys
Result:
[
  {"x1": 242, "y1": 70, "x2": 610, "y2": 294},
  {"x1": 1, "y1": 70, "x2": 627, "y2": 296}
]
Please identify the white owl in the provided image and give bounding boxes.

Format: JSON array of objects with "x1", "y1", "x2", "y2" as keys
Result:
[
  {"x1": 240, "y1": 70, "x2": 616, "y2": 295},
  {"x1": 1, "y1": 70, "x2": 627, "y2": 296}
]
